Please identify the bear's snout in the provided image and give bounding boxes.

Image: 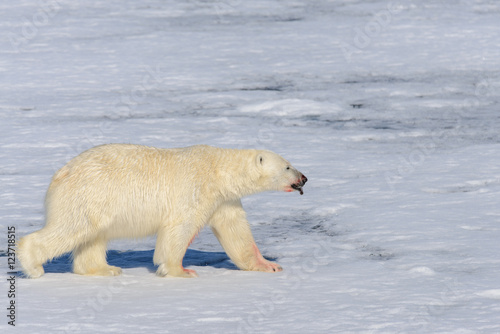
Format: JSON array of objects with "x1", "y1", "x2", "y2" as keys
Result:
[{"x1": 291, "y1": 173, "x2": 307, "y2": 195}]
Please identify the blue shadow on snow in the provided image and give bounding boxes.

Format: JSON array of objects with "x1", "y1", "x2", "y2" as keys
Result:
[{"x1": 41, "y1": 249, "x2": 238, "y2": 275}]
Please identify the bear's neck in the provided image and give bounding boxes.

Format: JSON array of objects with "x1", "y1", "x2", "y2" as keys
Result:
[{"x1": 212, "y1": 149, "x2": 263, "y2": 200}]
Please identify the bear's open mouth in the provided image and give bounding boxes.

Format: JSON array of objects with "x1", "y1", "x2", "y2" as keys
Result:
[
  {"x1": 290, "y1": 174, "x2": 307, "y2": 195},
  {"x1": 291, "y1": 183, "x2": 304, "y2": 195}
]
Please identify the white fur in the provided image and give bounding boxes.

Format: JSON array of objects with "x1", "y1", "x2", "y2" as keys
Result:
[{"x1": 17, "y1": 144, "x2": 306, "y2": 278}]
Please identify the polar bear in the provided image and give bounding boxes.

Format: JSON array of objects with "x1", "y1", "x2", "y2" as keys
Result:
[{"x1": 18, "y1": 144, "x2": 307, "y2": 278}]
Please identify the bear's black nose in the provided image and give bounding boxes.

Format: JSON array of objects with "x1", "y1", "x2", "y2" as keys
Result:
[{"x1": 301, "y1": 174, "x2": 308, "y2": 185}]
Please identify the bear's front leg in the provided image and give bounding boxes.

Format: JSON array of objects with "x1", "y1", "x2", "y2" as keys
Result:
[
  {"x1": 209, "y1": 200, "x2": 283, "y2": 273},
  {"x1": 153, "y1": 223, "x2": 199, "y2": 278}
]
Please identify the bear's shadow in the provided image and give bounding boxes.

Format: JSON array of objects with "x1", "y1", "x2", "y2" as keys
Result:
[{"x1": 43, "y1": 249, "x2": 239, "y2": 274}]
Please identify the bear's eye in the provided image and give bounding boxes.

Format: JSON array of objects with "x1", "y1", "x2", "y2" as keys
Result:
[
  {"x1": 260, "y1": 157, "x2": 263, "y2": 164},
  {"x1": 286, "y1": 166, "x2": 290, "y2": 170}
]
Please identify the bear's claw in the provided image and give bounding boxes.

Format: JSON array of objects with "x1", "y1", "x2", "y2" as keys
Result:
[
  {"x1": 255, "y1": 260, "x2": 283, "y2": 273},
  {"x1": 156, "y1": 264, "x2": 198, "y2": 278}
]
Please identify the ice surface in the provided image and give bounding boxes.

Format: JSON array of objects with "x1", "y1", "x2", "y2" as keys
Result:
[{"x1": 1, "y1": 0, "x2": 500, "y2": 333}]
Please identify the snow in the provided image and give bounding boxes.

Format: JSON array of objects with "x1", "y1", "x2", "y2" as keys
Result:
[{"x1": 1, "y1": 0, "x2": 500, "y2": 333}]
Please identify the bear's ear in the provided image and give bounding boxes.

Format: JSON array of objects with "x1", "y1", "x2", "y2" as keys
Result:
[{"x1": 256, "y1": 154, "x2": 263, "y2": 166}]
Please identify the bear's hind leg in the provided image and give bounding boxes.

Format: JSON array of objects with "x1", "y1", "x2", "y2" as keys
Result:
[
  {"x1": 17, "y1": 232, "x2": 47, "y2": 278},
  {"x1": 18, "y1": 227, "x2": 85, "y2": 278},
  {"x1": 73, "y1": 237, "x2": 121, "y2": 276},
  {"x1": 209, "y1": 200, "x2": 283, "y2": 273}
]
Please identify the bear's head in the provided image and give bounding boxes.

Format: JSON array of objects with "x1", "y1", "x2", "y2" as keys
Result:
[{"x1": 255, "y1": 150, "x2": 308, "y2": 195}]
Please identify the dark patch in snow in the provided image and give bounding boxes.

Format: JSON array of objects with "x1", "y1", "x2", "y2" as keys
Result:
[
  {"x1": 273, "y1": 212, "x2": 341, "y2": 237},
  {"x1": 361, "y1": 245, "x2": 395, "y2": 261},
  {"x1": 276, "y1": 17, "x2": 303, "y2": 22},
  {"x1": 423, "y1": 178, "x2": 500, "y2": 194},
  {"x1": 368, "y1": 252, "x2": 395, "y2": 261},
  {"x1": 239, "y1": 86, "x2": 284, "y2": 92},
  {"x1": 341, "y1": 75, "x2": 412, "y2": 85}
]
